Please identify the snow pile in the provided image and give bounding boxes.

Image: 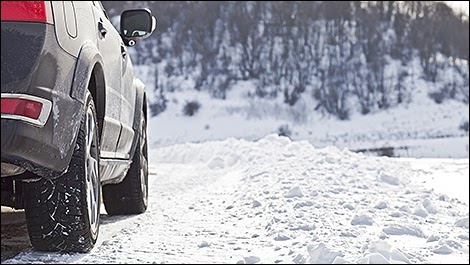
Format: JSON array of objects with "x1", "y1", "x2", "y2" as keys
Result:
[
  {"x1": 455, "y1": 217, "x2": 469, "y2": 229},
  {"x1": 351, "y1": 214, "x2": 374, "y2": 226},
  {"x1": 3, "y1": 135, "x2": 468, "y2": 264},
  {"x1": 358, "y1": 241, "x2": 411, "y2": 263},
  {"x1": 146, "y1": 134, "x2": 468, "y2": 263},
  {"x1": 307, "y1": 243, "x2": 342, "y2": 263}
]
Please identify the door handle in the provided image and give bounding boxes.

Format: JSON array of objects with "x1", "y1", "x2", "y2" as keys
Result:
[
  {"x1": 121, "y1": 45, "x2": 127, "y2": 59},
  {"x1": 98, "y1": 21, "x2": 107, "y2": 38}
]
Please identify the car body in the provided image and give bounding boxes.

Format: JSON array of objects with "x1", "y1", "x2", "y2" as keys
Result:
[{"x1": 1, "y1": 1, "x2": 155, "y2": 252}]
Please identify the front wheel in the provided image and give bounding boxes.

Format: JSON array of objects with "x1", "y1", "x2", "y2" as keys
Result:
[
  {"x1": 23, "y1": 92, "x2": 101, "y2": 252},
  {"x1": 103, "y1": 109, "x2": 148, "y2": 215}
]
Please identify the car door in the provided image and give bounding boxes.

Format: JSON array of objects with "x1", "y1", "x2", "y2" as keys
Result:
[
  {"x1": 91, "y1": 1, "x2": 123, "y2": 158},
  {"x1": 115, "y1": 41, "x2": 136, "y2": 158}
]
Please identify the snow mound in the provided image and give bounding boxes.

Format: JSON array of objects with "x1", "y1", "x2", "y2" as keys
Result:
[
  {"x1": 285, "y1": 186, "x2": 304, "y2": 198},
  {"x1": 58, "y1": 134, "x2": 464, "y2": 265},
  {"x1": 198, "y1": 241, "x2": 209, "y2": 248},
  {"x1": 208, "y1": 156, "x2": 225, "y2": 169},
  {"x1": 293, "y1": 254, "x2": 306, "y2": 264},
  {"x1": 243, "y1": 256, "x2": 260, "y2": 264},
  {"x1": 422, "y1": 198, "x2": 438, "y2": 214},
  {"x1": 377, "y1": 171, "x2": 400, "y2": 186},
  {"x1": 382, "y1": 224, "x2": 426, "y2": 238},
  {"x1": 359, "y1": 241, "x2": 411, "y2": 263},
  {"x1": 307, "y1": 243, "x2": 343, "y2": 264},
  {"x1": 374, "y1": 201, "x2": 388, "y2": 210},
  {"x1": 274, "y1": 234, "x2": 290, "y2": 241},
  {"x1": 433, "y1": 245, "x2": 453, "y2": 255},
  {"x1": 412, "y1": 203, "x2": 429, "y2": 218},
  {"x1": 293, "y1": 201, "x2": 313, "y2": 209},
  {"x1": 252, "y1": 200, "x2": 261, "y2": 208},
  {"x1": 351, "y1": 214, "x2": 374, "y2": 226},
  {"x1": 454, "y1": 217, "x2": 469, "y2": 228},
  {"x1": 444, "y1": 240, "x2": 462, "y2": 250},
  {"x1": 426, "y1": 235, "x2": 440, "y2": 243}
]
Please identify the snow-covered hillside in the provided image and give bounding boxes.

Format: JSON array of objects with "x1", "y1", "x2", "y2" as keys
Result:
[
  {"x1": 137, "y1": 64, "x2": 469, "y2": 159},
  {"x1": 3, "y1": 135, "x2": 468, "y2": 264},
  {"x1": 103, "y1": 1, "x2": 469, "y2": 160}
]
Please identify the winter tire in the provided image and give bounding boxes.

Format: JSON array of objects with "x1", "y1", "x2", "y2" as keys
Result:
[
  {"x1": 23, "y1": 92, "x2": 101, "y2": 252},
  {"x1": 103, "y1": 109, "x2": 148, "y2": 215}
]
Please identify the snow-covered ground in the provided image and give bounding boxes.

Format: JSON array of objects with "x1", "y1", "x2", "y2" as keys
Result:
[
  {"x1": 2, "y1": 63, "x2": 469, "y2": 264},
  {"x1": 2, "y1": 135, "x2": 468, "y2": 264},
  {"x1": 137, "y1": 62, "x2": 469, "y2": 159}
]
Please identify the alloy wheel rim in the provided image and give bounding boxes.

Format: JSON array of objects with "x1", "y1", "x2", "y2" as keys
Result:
[
  {"x1": 140, "y1": 115, "x2": 148, "y2": 207},
  {"x1": 85, "y1": 106, "x2": 100, "y2": 236}
]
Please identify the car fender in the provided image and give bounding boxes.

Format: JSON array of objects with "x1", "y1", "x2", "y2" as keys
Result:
[
  {"x1": 70, "y1": 41, "x2": 105, "y2": 105},
  {"x1": 64, "y1": 41, "x2": 105, "y2": 169}
]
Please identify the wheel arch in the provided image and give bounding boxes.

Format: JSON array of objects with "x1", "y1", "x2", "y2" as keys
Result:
[
  {"x1": 70, "y1": 41, "x2": 106, "y2": 138},
  {"x1": 128, "y1": 77, "x2": 147, "y2": 161}
]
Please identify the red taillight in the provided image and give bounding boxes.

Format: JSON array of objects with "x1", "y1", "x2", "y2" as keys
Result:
[
  {"x1": 1, "y1": 1, "x2": 53, "y2": 24},
  {"x1": 1, "y1": 98, "x2": 43, "y2": 119}
]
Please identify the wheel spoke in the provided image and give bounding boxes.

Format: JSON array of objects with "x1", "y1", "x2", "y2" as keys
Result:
[
  {"x1": 87, "y1": 154, "x2": 99, "y2": 228},
  {"x1": 87, "y1": 113, "x2": 96, "y2": 156},
  {"x1": 84, "y1": 105, "x2": 99, "y2": 234},
  {"x1": 139, "y1": 115, "x2": 148, "y2": 205}
]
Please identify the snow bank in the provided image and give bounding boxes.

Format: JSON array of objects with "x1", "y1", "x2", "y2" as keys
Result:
[
  {"x1": 4, "y1": 135, "x2": 468, "y2": 264},
  {"x1": 147, "y1": 134, "x2": 468, "y2": 264}
]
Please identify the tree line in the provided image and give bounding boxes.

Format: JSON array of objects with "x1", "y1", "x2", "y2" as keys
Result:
[{"x1": 103, "y1": 1, "x2": 469, "y2": 119}]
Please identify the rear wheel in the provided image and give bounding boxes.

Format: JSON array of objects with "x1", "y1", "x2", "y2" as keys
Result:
[
  {"x1": 103, "y1": 109, "x2": 148, "y2": 215},
  {"x1": 23, "y1": 92, "x2": 100, "y2": 252}
]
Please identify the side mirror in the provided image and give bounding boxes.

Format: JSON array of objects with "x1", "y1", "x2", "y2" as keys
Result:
[{"x1": 120, "y1": 8, "x2": 156, "y2": 46}]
